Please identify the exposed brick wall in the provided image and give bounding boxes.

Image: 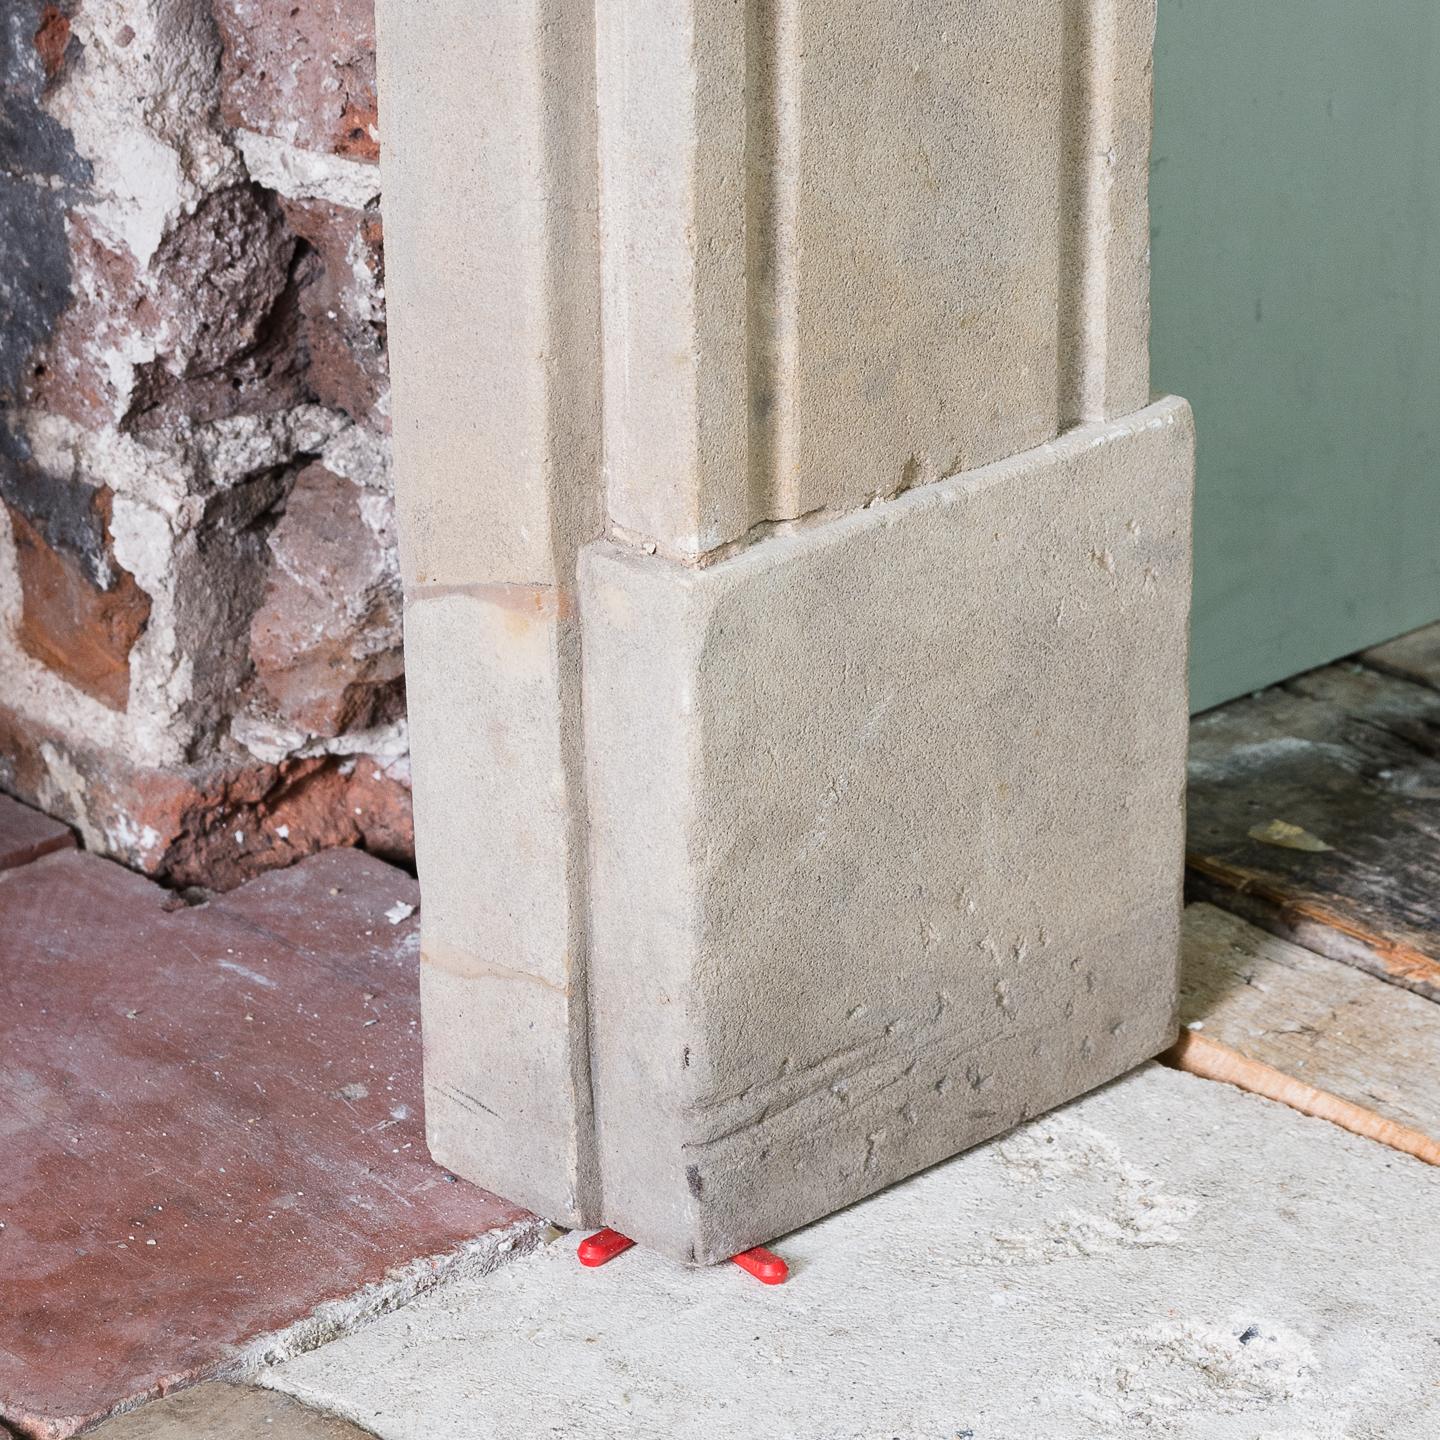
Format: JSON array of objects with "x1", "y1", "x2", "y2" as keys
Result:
[{"x1": 0, "y1": 0, "x2": 409, "y2": 887}]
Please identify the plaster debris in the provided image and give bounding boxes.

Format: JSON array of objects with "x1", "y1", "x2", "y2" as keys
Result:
[
  {"x1": 42, "y1": 0, "x2": 244, "y2": 267},
  {"x1": 236, "y1": 131, "x2": 383, "y2": 209},
  {"x1": 988, "y1": 1115, "x2": 1201, "y2": 1261},
  {"x1": 1084, "y1": 1316, "x2": 1320, "y2": 1428}
]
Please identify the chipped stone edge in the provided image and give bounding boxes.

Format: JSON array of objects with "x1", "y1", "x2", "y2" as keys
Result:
[
  {"x1": 58, "y1": 1217, "x2": 555, "y2": 1435},
  {"x1": 234, "y1": 1216, "x2": 556, "y2": 1372}
]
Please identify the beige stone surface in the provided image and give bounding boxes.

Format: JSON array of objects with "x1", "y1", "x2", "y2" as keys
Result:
[
  {"x1": 403, "y1": 589, "x2": 596, "y2": 1225},
  {"x1": 376, "y1": 0, "x2": 1178, "y2": 1247},
  {"x1": 779, "y1": 2, "x2": 1063, "y2": 509},
  {"x1": 1059, "y1": 0, "x2": 1156, "y2": 424},
  {"x1": 1362, "y1": 620, "x2": 1440, "y2": 691},
  {"x1": 376, "y1": 1, "x2": 601, "y2": 1222},
  {"x1": 596, "y1": 0, "x2": 1158, "y2": 559},
  {"x1": 581, "y1": 398, "x2": 1194, "y2": 1262},
  {"x1": 88, "y1": 1384, "x2": 376, "y2": 1439},
  {"x1": 593, "y1": 0, "x2": 751, "y2": 558},
  {"x1": 375, "y1": 0, "x2": 600, "y2": 588}
]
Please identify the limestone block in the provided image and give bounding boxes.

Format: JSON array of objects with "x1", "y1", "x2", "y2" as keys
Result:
[
  {"x1": 581, "y1": 398, "x2": 1193, "y2": 1262},
  {"x1": 376, "y1": 0, "x2": 603, "y2": 1224},
  {"x1": 596, "y1": 0, "x2": 1157, "y2": 559},
  {"x1": 779, "y1": 2, "x2": 1063, "y2": 503},
  {"x1": 593, "y1": 0, "x2": 752, "y2": 556},
  {"x1": 1059, "y1": 0, "x2": 1156, "y2": 425},
  {"x1": 403, "y1": 588, "x2": 596, "y2": 1224},
  {"x1": 375, "y1": 0, "x2": 600, "y2": 588},
  {"x1": 270, "y1": 1065, "x2": 1440, "y2": 1439}
]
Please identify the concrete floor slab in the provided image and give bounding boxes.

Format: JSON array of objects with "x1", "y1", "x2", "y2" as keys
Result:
[{"x1": 267, "y1": 1065, "x2": 1440, "y2": 1440}]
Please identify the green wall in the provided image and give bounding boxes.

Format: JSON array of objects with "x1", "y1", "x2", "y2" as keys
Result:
[{"x1": 1151, "y1": 0, "x2": 1440, "y2": 712}]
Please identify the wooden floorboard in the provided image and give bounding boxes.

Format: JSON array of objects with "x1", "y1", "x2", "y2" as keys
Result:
[
  {"x1": 1363, "y1": 621, "x2": 1440, "y2": 692},
  {"x1": 1187, "y1": 638, "x2": 1440, "y2": 1001},
  {"x1": 1178, "y1": 904, "x2": 1440, "y2": 1157}
]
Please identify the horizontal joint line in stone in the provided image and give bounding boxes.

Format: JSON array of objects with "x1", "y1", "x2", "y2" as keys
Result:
[{"x1": 404, "y1": 581, "x2": 575, "y2": 620}]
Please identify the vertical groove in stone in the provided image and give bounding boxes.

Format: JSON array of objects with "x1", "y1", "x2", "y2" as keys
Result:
[
  {"x1": 539, "y1": 0, "x2": 604, "y2": 581},
  {"x1": 538, "y1": 0, "x2": 604, "y2": 1219},
  {"x1": 745, "y1": 0, "x2": 802, "y2": 526},
  {"x1": 1057, "y1": 0, "x2": 1117, "y2": 428}
]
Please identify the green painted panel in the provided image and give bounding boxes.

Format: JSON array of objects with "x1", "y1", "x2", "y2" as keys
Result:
[{"x1": 1152, "y1": 0, "x2": 1440, "y2": 712}]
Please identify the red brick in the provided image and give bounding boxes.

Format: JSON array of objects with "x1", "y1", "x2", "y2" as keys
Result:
[
  {"x1": 22, "y1": 214, "x2": 146, "y2": 430},
  {"x1": 279, "y1": 198, "x2": 388, "y2": 428},
  {"x1": 213, "y1": 0, "x2": 379, "y2": 162},
  {"x1": 180, "y1": 751, "x2": 415, "y2": 890},
  {"x1": 0, "y1": 792, "x2": 74, "y2": 871},
  {"x1": 26, "y1": 190, "x2": 309, "y2": 434},
  {"x1": 341, "y1": 755, "x2": 412, "y2": 869},
  {"x1": 32, "y1": 5, "x2": 72, "y2": 83},
  {"x1": 0, "y1": 702, "x2": 412, "y2": 890},
  {"x1": 0, "y1": 847, "x2": 531, "y2": 1439},
  {"x1": 123, "y1": 185, "x2": 309, "y2": 432},
  {"x1": 250, "y1": 463, "x2": 402, "y2": 738},
  {"x1": 6, "y1": 503, "x2": 151, "y2": 710}
]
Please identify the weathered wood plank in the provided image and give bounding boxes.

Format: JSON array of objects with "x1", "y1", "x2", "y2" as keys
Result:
[
  {"x1": 1363, "y1": 620, "x2": 1440, "y2": 692},
  {"x1": 1187, "y1": 662, "x2": 1440, "y2": 1000},
  {"x1": 1166, "y1": 1031, "x2": 1440, "y2": 1168},
  {"x1": 1292, "y1": 659, "x2": 1440, "y2": 758},
  {"x1": 1179, "y1": 904, "x2": 1440, "y2": 1149}
]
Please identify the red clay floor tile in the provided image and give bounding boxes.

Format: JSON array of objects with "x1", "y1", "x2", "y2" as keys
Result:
[
  {"x1": 0, "y1": 847, "x2": 535, "y2": 1439},
  {"x1": 0, "y1": 793, "x2": 75, "y2": 872}
]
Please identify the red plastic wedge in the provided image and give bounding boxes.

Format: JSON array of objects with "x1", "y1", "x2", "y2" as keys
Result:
[
  {"x1": 730, "y1": 1245, "x2": 790, "y2": 1285},
  {"x1": 577, "y1": 1227, "x2": 636, "y2": 1267},
  {"x1": 577, "y1": 1228, "x2": 789, "y2": 1284}
]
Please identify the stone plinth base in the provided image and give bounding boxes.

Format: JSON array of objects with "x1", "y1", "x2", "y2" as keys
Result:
[{"x1": 580, "y1": 399, "x2": 1194, "y2": 1262}]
